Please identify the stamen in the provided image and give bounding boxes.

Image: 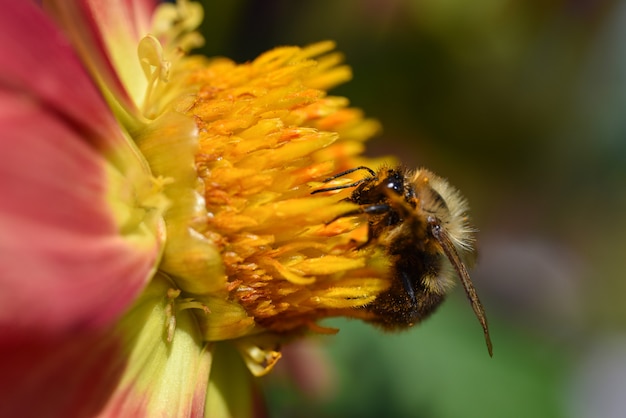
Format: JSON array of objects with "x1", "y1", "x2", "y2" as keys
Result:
[
  {"x1": 138, "y1": 35, "x2": 171, "y2": 118},
  {"x1": 151, "y1": 0, "x2": 205, "y2": 54},
  {"x1": 233, "y1": 337, "x2": 283, "y2": 377},
  {"x1": 164, "y1": 287, "x2": 211, "y2": 343}
]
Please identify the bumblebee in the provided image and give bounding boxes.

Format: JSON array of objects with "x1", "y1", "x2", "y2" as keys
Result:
[{"x1": 313, "y1": 166, "x2": 493, "y2": 356}]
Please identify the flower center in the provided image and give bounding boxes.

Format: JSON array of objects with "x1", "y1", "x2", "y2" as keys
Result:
[
  {"x1": 136, "y1": 37, "x2": 392, "y2": 368},
  {"x1": 186, "y1": 43, "x2": 393, "y2": 334}
]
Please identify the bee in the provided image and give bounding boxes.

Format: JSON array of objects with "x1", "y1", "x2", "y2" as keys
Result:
[{"x1": 313, "y1": 166, "x2": 493, "y2": 356}]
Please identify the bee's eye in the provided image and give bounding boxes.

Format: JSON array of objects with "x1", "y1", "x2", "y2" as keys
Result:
[
  {"x1": 385, "y1": 180, "x2": 398, "y2": 190},
  {"x1": 385, "y1": 174, "x2": 404, "y2": 195}
]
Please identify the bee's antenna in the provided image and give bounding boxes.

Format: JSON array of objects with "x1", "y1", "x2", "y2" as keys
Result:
[
  {"x1": 311, "y1": 166, "x2": 377, "y2": 194},
  {"x1": 428, "y1": 216, "x2": 493, "y2": 357}
]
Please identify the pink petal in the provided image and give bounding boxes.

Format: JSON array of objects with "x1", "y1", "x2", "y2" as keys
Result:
[
  {"x1": 0, "y1": 329, "x2": 130, "y2": 418},
  {"x1": 43, "y1": 0, "x2": 159, "y2": 117},
  {"x1": 0, "y1": 0, "x2": 127, "y2": 150},
  {"x1": 0, "y1": 90, "x2": 158, "y2": 333},
  {"x1": 0, "y1": 1, "x2": 161, "y2": 333},
  {"x1": 0, "y1": 278, "x2": 209, "y2": 418}
]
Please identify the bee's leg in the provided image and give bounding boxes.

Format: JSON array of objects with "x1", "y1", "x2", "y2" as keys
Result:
[
  {"x1": 399, "y1": 270, "x2": 417, "y2": 305},
  {"x1": 325, "y1": 203, "x2": 391, "y2": 225},
  {"x1": 337, "y1": 203, "x2": 392, "y2": 248}
]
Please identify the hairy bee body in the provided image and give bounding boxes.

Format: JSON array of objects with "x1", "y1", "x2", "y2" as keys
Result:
[{"x1": 314, "y1": 166, "x2": 492, "y2": 355}]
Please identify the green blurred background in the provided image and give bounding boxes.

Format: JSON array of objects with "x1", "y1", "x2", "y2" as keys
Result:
[{"x1": 198, "y1": 1, "x2": 626, "y2": 417}]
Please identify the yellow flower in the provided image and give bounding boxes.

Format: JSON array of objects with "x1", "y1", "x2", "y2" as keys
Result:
[{"x1": 3, "y1": 0, "x2": 398, "y2": 416}]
